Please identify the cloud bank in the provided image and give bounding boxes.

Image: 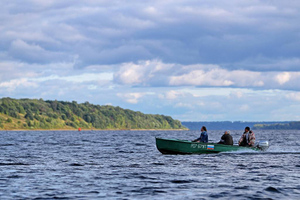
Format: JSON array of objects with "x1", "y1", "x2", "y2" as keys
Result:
[
  {"x1": 114, "y1": 60, "x2": 300, "y2": 91},
  {"x1": 0, "y1": 0, "x2": 300, "y2": 121},
  {"x1": 1, "y1": 0, "x2": 299, "y2": 69}
]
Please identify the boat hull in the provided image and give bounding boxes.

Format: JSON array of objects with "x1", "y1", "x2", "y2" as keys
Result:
[{"x1": 156, "y1": 138, "x2": 259, "y2": 154}]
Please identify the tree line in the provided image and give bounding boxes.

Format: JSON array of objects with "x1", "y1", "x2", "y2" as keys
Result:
[
  {"x1": 253, "y1": 121, "x2": 300, "y2": 130},
  {"x1": 0, "y1": 98, "x2": 184, "y2": 130}
]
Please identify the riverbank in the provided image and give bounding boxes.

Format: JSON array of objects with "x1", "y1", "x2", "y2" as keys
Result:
[{"x1": 0, "y1": 128, "x2": 188, "y2": 131}]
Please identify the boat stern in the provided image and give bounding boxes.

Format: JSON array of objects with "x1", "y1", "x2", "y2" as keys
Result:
[{"x1": 256, "y1": 140, "x2": 269, "y2": 151}]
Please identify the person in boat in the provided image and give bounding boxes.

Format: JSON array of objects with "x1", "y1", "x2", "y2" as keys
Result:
[
  {"x1": 218, "y1": 130, "x2": 233, "y2": 145},
  {"x1": 192, "y1": 126, "x2": 208, "y2": 143},
  {"x1": 238, "y1": 126, "x2": 255, "y2": 147}
]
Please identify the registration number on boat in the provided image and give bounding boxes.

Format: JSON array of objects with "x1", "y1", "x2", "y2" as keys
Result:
[
  {"x1": 191, "y1": 144, "x2": 215, "y2": 150},
  {"x1": 191, "y1": 144, "x2": 206, "y2": 149}
]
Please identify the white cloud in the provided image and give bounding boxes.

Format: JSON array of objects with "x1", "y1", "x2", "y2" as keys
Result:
[
  {"x1": 0, "y1": 78, "x2": 37, "y2": 91},
  {"x1": 8, "y1": 39, "x2": 69, "y2": 63},
  {"x1": 114, "y1": 63, "x2": 145, "y2": 85},
  {"x1": 5, "y1": 31, "x2": 57, "y2": 44},
  {"x1": 87, "y1": 85, "x2": 97, "y2": 90},
  {"x1": 230, "y1": 91, "x2": 244, "y2": 99},
  {"x1": 169, "y1": 68, "x2": 236, "y2": 87},
  {"x1": 31, "y1": 73, "x2": 113, "y2": 83},
  {"x1": 113, "y1": 60, "x2": 299, "y2": 91},
  {"x1": 174, "y1": 102, "x2": 193, "y2": 108},
  {"x1": 11, "y1": 39, "x2": 44, "y2": 52},
  {"x1": 275, "y1": 72, "x2": 291, "y2": 85},
  {"x1": 161, "y1": 90, "x2": 186, "y2": 100},
  {"x1": 239, "y1": 104, "x2": 250, "y2": 112},
  {"x1": 114, "y1": 60, "x2": 173, "y2": 86},
  {"x1": 286, "y1": 92, "x2": 300, "y2": 102},
  {"x1": 117, "y1": 92, "x2": 145, "y2": 104}
]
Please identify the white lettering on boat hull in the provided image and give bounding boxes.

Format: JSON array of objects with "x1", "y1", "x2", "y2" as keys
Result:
[{"x1": 191, "y1": 144, "x2": 207, "y2": 149}]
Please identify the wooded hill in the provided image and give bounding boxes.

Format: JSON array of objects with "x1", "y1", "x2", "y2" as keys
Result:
[
  {"x1": 182, "y1": 121, "x2": 298, "y2": 130},
  {"x1": 0, "y1": 98, "x2": 185, "y2": 130},
  {"x1": 253, "y1": 121, "x2": 300, "y2": 130}
]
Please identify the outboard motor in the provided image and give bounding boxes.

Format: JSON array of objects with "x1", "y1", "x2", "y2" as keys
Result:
[{"x1": 256, "y1": 140, "x2": 269, "y2": 151}]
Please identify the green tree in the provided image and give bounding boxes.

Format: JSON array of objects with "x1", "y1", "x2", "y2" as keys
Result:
[{"x1": 25, "y1": 110, "x2": 34, "y2": 120}]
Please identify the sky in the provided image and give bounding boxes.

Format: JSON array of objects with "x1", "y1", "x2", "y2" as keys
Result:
[{"x1": 0, "y1": 0, "x2": 300, "y2": 121}]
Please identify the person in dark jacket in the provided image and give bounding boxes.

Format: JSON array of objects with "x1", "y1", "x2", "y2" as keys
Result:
[
  {"x1": 218, "y1": 130, "x2": 233, "y2": 145},
  {"x1": 192, "y1": 126, "x2": 208, "y2": 143}
]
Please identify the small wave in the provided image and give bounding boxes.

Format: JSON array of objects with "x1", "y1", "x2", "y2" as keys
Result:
[
  {"x1": 67, "y1": 143, "x2": 83, "y2": 146},
  {"x1": 43, "y1": 143, "x2": 61, "y2": 145},
  {"x1": 128, "y1": 164, "x2": 140, "y2": 168},
  {"x1": 257, "y1": 173, "x2": 268, "y2": 177},
  {"x1": 0, "y1": 163, "x2": 30, "y2": 166},
  {"x1": 136, "y1": 175, "x2": 157, "y2": 180},
  {"x1": 131, "y1": 187, "x2": 168, "y2": 194},
  {"x1": 268, "y1": 165, "x2": 284, "y2": 169},
  {"x1": 87, "y1": 191, "x2": 100, "y2": 194},
  {"x1": 151, "y1": 162, "x2": 165, "y2": 166},
  {"x1": 234, "y1": 186, "x2": 249, "y2": 190},
  {"x1": 69, "y1": 163, "x2": 84, "y2": 167},
  {"x1": 171, "y1": 180, "x2": 192, "y2": 184},
  {"x1": 209, "y1": 192, "x2": 230, "y2": 198},
  {"x1": 0, "y1": 144, "x2": 15, "y2": 146},
  {"x1": 85, "y1": 163, "x2": 103, "y2": 166},
  {"x1": 220, "y1": 149, "x2": 259, "y2": 154},
  {"x1": 7, "y1": 175, "x2": 23, "y2": 178},
  {"x1": 152, "y1": 190, "x2": 167, "y2": 194},
  {"x1": 118, "y1": 150, "x2": 135, "y2": 153},
  {"x1": 261, "y1": 151, "x2": 300, "y2": 155},
  {"x1": 109, "y1": 164, "x2": 124, "y2": 168},
  {"x1": 33, "y1": 196, "x2": 71, "y2": 200},
  {"x1": 221, "y1": 150, "x2": 300, "y2": 155},
  {"x1": 265, "y1": 186, "x2": 281, "y2": 193},
  {"x1": 134, "y1": 143, "x2": 147, "y2": 146}
]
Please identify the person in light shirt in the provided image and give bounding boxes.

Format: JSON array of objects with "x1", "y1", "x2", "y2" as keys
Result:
[{"x1": 238, "y1": 127, "x2": 255, "y2": 147}]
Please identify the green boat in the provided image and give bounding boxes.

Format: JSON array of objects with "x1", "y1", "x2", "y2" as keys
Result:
[{"x1": 156, "y1": 138, "x2": 269, "y2": 154}]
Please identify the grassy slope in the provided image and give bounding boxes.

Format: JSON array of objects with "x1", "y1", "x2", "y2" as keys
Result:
[{"x1": 0, "y1": 98, "x2": 186, "y2": 130}]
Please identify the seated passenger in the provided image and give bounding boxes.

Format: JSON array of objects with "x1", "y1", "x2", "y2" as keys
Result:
[
  {"x1": 192, "y1": 126, "x2": 208, "y2": 143},
  {"x1": 238, "y1": 126, "x2": 255, "y2": 147},
  {"x1": 218, "y1": 130, "x2": 233, "y2": 145}
]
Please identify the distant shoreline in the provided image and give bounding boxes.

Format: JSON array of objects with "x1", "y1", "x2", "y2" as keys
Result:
[
  {"x1": 0, "y1": 128, "x2": 188, "y2": 131},
  {"x1": 181, "y1": 121, "x2": 300, "y2": 130}
]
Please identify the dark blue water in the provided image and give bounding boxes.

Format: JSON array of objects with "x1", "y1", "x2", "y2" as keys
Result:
[{"x1": 0, "y1": 130, "x2": 299, "y2": 199}]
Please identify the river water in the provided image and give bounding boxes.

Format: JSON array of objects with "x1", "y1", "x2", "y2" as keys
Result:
[{"x1": 0, "y1": 130, "x2": 299, "y2": 199}]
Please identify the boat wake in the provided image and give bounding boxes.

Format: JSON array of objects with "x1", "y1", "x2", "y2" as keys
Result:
[
  {"x1": 219, "y1": 149, "x2": 259, "y2": 154},
  {"x1": 220, "y1": 149, "x2": 300, "y2": 155},
  {"x1": 261, "y1": 146, "x2": 300, "y2": 154}
]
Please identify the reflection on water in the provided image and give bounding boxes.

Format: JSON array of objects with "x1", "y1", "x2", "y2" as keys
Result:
[{"x1": 0, "y1": 130, "x2": 299, "y2": 199}]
